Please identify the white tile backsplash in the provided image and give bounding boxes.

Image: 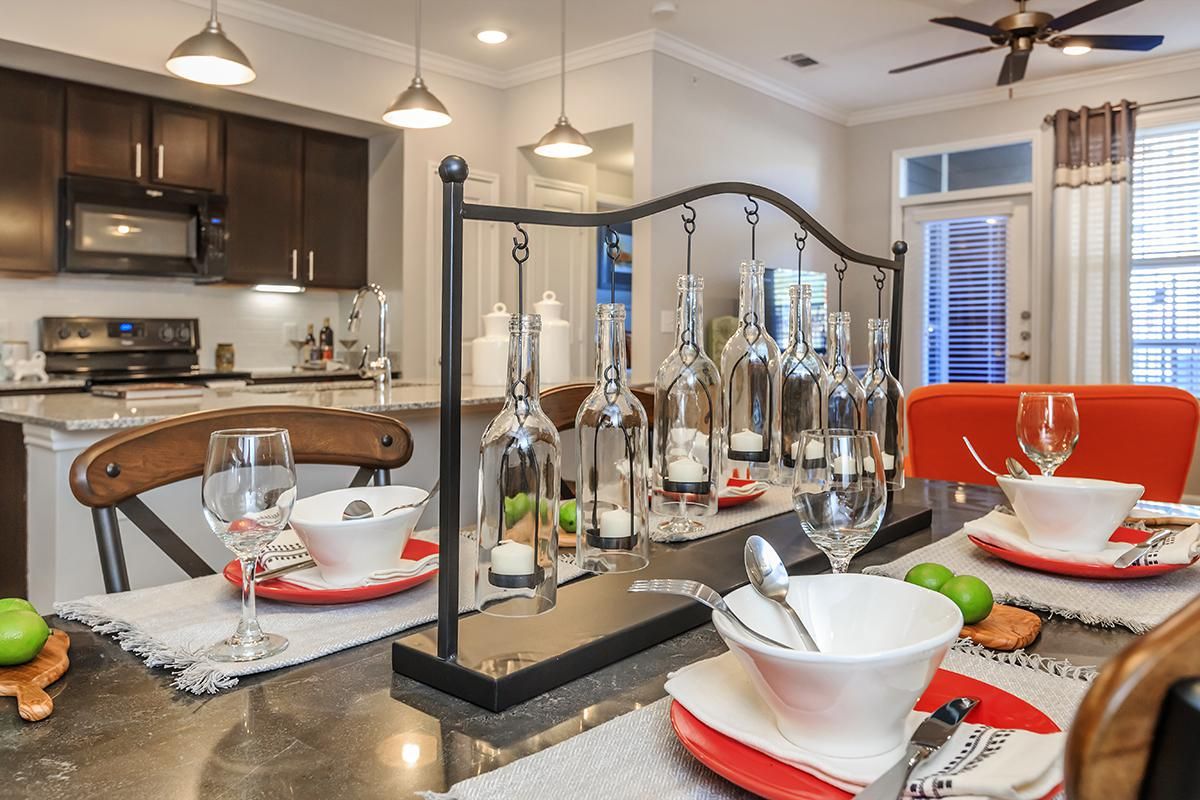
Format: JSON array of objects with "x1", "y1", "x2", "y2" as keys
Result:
[{"x1": 0, "y1": 275, "x2": 350, "y2": 370}]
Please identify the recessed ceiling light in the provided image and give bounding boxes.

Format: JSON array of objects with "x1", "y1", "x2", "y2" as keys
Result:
[
  {"x1": 1062, "y1": 44, "x2": 1091, "y2": 56},
  {"x1": 476, "y1": 30, "x2": 509, "y2": 45}
]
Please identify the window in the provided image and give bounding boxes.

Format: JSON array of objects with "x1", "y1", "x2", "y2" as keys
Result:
[
  {"x1": 901, "y1": 142, "x2": 1032, "y2": 197},
  {"x1": 1131, "y1": 123, "x2": 1200, "y2": 395},
  {"x1": 924, "y1": 216, "x2": 1008, "y2": 383},
  {"x1": 764, "y1": 268, "x2": 827, "y2": 354}
]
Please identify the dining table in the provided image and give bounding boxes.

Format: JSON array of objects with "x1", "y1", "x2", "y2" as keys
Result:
[{"x1": 0, "y1": 479, "x2": 1138, "y2": 798}]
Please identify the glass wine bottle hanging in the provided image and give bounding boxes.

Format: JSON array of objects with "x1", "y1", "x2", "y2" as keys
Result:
[
  {"x1": 822, "y1": 258, "x2": 865, "y2": 430},
  {"x1": 779, "y1": 228, "x2": 828, "y2": 477},
  {"x1": 720, "y1": 197, "x2": 780, "y2": 484},
  {"x1": 653, "y1": 205, "x2": 723, "y2": 536},
  {"x1": 863, "y1": 269, "x2": 906, "y2": 489},
  {"x1": 576, "y1": 230, "x2": 650, "y2": 573},
  {"x1": 476, "y1": 225, "x2": 560, "y2": 617}
]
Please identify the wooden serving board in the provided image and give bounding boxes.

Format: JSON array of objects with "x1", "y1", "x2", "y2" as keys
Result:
[
  {"x1": 961, "y1": 605, "x2": 1042, "y2": 651},
  {"x1": 0, "y1": 629, "x2": 70, "y2": 721}
]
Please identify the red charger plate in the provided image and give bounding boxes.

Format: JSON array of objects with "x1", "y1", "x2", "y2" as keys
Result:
[
  {"x1": 223, "y1": 538, "x2": 439, "y2": 604},
  {"x1": 670, "y1": 668, "x2": 1061, "y2": 800},
  {"x1": 968, "y1": 526, "x2": 1199, "y2": 580}
]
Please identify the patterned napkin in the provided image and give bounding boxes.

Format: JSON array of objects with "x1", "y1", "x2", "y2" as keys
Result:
[
  {"x1": 666, "y1": 652, "x2": 1062, "y2": 799},
  {"x1": 966, "y1": 510, "x2": 1200, "y2": 567}
]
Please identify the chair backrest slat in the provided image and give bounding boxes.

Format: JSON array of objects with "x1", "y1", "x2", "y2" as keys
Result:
[{"x1": 116, "y1": 496, "x2": 214, "y2": 579}]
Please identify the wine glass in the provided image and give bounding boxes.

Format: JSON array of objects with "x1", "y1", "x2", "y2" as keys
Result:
[
  {"x1": 791, "y1": 429, "x2": 887, "y2": 573},
  {"x1": 202, "y1": 428, "x2": 297, "y2": 662},
  {"x1": 1016, "y1": 392, "x2": 1080, "y2": 476}
]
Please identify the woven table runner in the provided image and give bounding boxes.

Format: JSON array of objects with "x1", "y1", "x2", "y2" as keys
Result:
[
  {"x1": 863, "y1": 529, "x2": 1200, "y2": 634},
  {"x1": 650, "y1": 486, "x2": 792, "y2": 543},
  {"x1": 425, "y1": 647, "x2": 1091, "y2": 800},
  {"x1": 55, "y1": 531, "x2": 584, "y2": 694}
]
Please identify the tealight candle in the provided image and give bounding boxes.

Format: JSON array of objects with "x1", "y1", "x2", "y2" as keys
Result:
[
  {"x1": 863, "y1": 455, "x2": 875, "y2": 473},
  {"x1": 730, "y1": 429, "x2": 764, "y2": 452},
  {"x1": 831, "y1": 454, "x2": 857, "y2": 477},
  {"x1": 790, "y1": 440, "x2": 799, "y2": 460},
  {"x1": 805, "y1": 440, "x2": 825, "y2": 460},
  {"x1": 882, "y1": 453, "x2": 896, "y2": 471},
  {"x1": 599, "y1": 508, "x2": 633, "y2": 539},
  {"x1": 667, "y1": 458, "x2": 705, "y2": 482},
  {"x1": 490, "y1": 540, "x2": 536, "y2": 575}
]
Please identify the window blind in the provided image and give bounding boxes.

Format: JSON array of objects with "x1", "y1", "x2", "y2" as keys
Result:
[
  {"x1": 765, "y1": 269, "x2": 828, "y2": 353},
  {"x1": 1132, "y1": 124, "x2": 1200, "y2": 395},
  {"x1": 924, "y1": 216, "x2": 1008, "y2": 383}
]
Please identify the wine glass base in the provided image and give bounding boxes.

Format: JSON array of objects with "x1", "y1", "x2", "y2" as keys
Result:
[
  {"x1": 207, "y1": 632, "x2": 289, "y2": 663},
  {"x1": 657, "y1": 516, "x2": 705, "y2": 536}
]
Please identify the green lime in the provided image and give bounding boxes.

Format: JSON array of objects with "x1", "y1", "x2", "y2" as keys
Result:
[
  {"x1": 503, "y1": 493, "x2": 531, "y2": 526},
  {"x1": 559, "y1": 499, "x2": 578, "y2": 533},
  {"x1": 0, "y1": 609, "x2": 50, "y2": 666},
  {"x1": 0, "y1": 598, "x2": 37, "y2": 615},
  {"x1": 536, "y1": 496, "x2": 552, "y2": 524},
  {"x1": 939, "y1": 575, "x2": 994, "y2": 625},
  {"x1": 904, "y1": 563, "x2": 955, "y2": 592}
]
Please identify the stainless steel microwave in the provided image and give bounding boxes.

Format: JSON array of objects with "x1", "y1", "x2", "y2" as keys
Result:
[{"x1": 59, "y1": 177, "x2": 228, "y2": 281}]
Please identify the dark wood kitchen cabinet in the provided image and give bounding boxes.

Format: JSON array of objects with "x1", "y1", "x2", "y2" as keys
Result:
[
  {"x1": 223, "y1": 115, "x2": 304, "y2": 285},
  {"x1": 0, "y1": 68, "x2": 63, "y2": 275},
  {"x1": 302, "y1": 131, "x2": 368, "y2": 290},
  {"x1": 66, "y1": 84, "x2": 221, "y2": 190}
]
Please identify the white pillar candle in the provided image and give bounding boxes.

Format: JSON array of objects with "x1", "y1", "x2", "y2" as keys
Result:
[
  {"x1": 882, "y1": 453, "x2": 896, "y2": 471},
  {"x1": 730, "y1": 429, "x2": 764, "y2": 452},
  {"x1": 804, "y1": 440, "x2": 825, "y2": 460},
  {"x1": 491, "y1": 540, "x2": 536, "y2": 575},
  {"x1": 863, "y1": 455, "x2": 875, "y2": 473},
  {"x1": 599, "y1": 508, "x2": 633, "y2": 539},
  {"x1": 667, "y1": 458, "x2": 705, "y2": 482},
  {"x1": 832, "y1": 454, "x2": 857, "y2": 477},
  {"x1": 669, "y1": 427, "x2": 698, "y2": 446}
]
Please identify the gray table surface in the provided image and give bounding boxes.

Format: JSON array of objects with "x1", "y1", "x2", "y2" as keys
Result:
[{"x1": 0, "y1": 480, "x2": 1134, "y2": 799}]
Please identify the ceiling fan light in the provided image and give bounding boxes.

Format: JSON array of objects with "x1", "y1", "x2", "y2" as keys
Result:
[
  {"x1": 534, "y1": 116, "x2": 593, "y2": 159},
  {"x1": 382, "y1": 76, "x2": 452, "y2": 128},
  {"x1": 1062, "y1": 44, "x2": 1092, "y2": 55},
  {"x1": 166, "y1": 20, "x2": 256, "y2": 85}
]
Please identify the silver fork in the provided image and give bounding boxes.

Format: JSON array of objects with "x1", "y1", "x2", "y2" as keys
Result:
[{"x1": 628, "y1": 578, "x2": 793, "y2": 650}]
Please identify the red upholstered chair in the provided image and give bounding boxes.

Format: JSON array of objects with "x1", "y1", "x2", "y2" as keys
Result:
[{"x1": 906, "y1": 384, "x2": 1200, "y2": 502}]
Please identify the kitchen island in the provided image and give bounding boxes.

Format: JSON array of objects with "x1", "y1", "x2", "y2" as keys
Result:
[{"x1": 0, "y1": 380, "x2": 515, "y2": 607}]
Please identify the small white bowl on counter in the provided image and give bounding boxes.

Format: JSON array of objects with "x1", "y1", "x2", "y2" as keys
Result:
[
  {"x1": 714, "y1": 574, "x2": 962, "y2": 759},
  {"x1": 997, "y1": 474, "x2": 1144, "y2": 553},
  {"x1": 288, "y1": 485, "x2": 430, "y2": 586}
]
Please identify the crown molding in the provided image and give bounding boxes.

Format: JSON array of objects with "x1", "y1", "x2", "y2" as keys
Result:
[
  {"x1": 498, "y1": 29, "x2": 658, "y2": 87},
  {"x1": 845, "y1": 49, "x2": 1200, "y2": 127}
]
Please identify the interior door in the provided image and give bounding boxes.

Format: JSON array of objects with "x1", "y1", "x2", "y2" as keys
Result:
[
  {"x1": 302, "y1": 130, "x2": 368, "y2": 290},
  {"x1": 65, "y1": 84, "x2": 148, "y2": 183},
  {"x1": 524, "y1": 176, "x2": 591, "y2": 377},
  {"x1": 902, "y1": 197, "x2": 1032, "y2": 387},
  {"x1": 151, "y1": 102, "x2": 222, "y2": 191}
]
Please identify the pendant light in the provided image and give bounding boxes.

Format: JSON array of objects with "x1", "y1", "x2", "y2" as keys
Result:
[
  {"x1": 383, "y1": 0, "x2": 452, "y2": 129},
  {"x1": 534, "y1": 0, "x2": 592, "y2": 159},
  {"x1": 166, "y1": 0, "x2": 256, "y2": 86}
]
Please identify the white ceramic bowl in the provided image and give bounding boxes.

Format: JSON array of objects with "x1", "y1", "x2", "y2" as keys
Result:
[
  {"x1": 997, "y1": 474, "x2": 1144, "y2": 553},
  {"x1": 288, "y1": 485, "x2": 429, "y2": 586},
  {"x1": 714, "y1": 574, "x2": 962, "y2": 759}
]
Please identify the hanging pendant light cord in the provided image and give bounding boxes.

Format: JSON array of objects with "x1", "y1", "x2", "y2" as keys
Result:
[
  {"x1": 559, "y1": 0, "x2": 567, "y2": 116},
  {"x1": 210, "y1": 0, "x2": 218, "y2": 24},
  {"x1": 414, "y1": 0, "x2": 423, "y2": 78}
]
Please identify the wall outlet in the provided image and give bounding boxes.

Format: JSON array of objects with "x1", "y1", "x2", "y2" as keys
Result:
[
  {"x1": 282, "y1": 322, "x2": 299, "y2": 345},
  {"x1": 660, "y1": 310, "x2": 674, "y2": 334}
]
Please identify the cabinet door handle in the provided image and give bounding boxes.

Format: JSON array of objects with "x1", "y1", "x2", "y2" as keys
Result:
[
  {"x1": 157, "y1": 144, "x2": 164, "y2": 179},
  {"x1": 291, "y1": 249, "x2": 298, "y2": 280},
  {"x1": 135, "y1": 143, "x2": 142, "y2": 179},
  {"x1": 308, "y1": 251, "x2": 314, "y2": 281}
]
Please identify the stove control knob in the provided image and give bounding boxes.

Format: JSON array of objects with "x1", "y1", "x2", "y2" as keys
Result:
[
  {"x1": 77, "y1": 327, "x2": 91, "y2": 339},
  {"x1": 177, "y1": 324, "x2": 191, "y2": 342},
  {"x1": 159, "y1": 325, "x2": 175, "y2": 342},
  {"x1": 57, "y1": 326, "x2": 71, "y2": 340}
]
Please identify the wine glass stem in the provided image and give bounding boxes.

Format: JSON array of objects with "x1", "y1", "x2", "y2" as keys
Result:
[
  {"x1": 237, "y1": 557, "x2": 264, "y2": 644},
  {"x1": 828, "y1": 554, "x2": 851, "y2": 574}
]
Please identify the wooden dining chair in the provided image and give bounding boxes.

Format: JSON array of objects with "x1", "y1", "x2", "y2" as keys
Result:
[
  {"x1": 1065, "y1": 594, "x2": 1200, "y2": 800},
  {"x1": 69, "y1": 405, "x2": 413, "y2": 593}
]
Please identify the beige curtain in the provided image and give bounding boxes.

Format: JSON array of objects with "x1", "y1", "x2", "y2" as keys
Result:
[{"x1": 1049, "y1": 101, "x2": 1136, "y2": 384}]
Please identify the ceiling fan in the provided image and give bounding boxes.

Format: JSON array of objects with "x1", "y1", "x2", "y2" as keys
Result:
[{"x1": 889, "y1": 0, "x2": 1164, "y2": 86}]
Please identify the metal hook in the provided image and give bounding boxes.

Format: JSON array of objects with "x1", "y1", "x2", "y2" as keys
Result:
[
  {"x1": 874, "y1": 266, "x2": 887, "y2": 319},
  {"x1": 682, "y1": 203, "x2": 696, "y2": 276},
  {"x1": 794, "y1": 226, "x2": 808, "y2": 278},
  {"x1": 512, "y1": 223, "x2": 530, "y2": 316},
  {"x1": 833, "y1": 256, "x2": 849, "y2": 312},
  {"x1": 744, "y1": 196, "x2": 759, "y2": 259},
  {"x1": 604, "y1": 227, "x2": 620, "y2": 305}
]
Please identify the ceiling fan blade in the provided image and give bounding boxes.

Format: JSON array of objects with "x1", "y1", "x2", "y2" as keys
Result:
[
  {"x1": 1055, "y1": 34, "x2": 1164, "y2": 51},
  {"x1": 930, "y1": 16, "x2": 1003, "y2": 37},
  {"x1": 997, "y1": 50, "x2": 1031, "y2": 86},
  {"x1": 889, "y1": 45, "x2": 999, "y2": 74},
  {"x1": 1049, "y1": 0, "x2": 1142, "y2": 32}
]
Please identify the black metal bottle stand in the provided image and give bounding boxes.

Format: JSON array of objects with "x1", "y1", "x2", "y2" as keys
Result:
[{"x1": 392, "y1": 155, "x2": 917, "y2": 710}]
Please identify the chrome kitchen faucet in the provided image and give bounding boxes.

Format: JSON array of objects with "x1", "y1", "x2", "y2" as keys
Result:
[{"x1": 348, "y1": 283, "x2": 392, "y2": 394}]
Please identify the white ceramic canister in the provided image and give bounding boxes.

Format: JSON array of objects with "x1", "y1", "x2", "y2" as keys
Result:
[
  {"x1": 471, "y1": 302, "x2": 511, "y2": 387},
  {"x1": 533, "y1": 290, "x2": 571, "y2": 385}
]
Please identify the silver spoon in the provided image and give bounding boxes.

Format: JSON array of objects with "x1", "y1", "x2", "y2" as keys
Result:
[
  {"x1": 1005, "y1": 457, "x2": 1032, "y2": 480},
  {"x1": 341, "y1": 478, "x2": 441, "y2": 521},
  {"x1": 744, "y1": 535, "x2": 820, "y2": 652}
]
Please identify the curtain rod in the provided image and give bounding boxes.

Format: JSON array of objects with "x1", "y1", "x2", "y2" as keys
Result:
[{"x1": 1042, "y1": 94, "x2": 1200, "y2": 126}]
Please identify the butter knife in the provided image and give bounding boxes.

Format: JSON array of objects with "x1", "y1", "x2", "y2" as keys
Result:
[
  {"x1": 856, "y1": 696, "x2": 980, "y2": 800},
  {"x1": 1113, "y1": 528, "x2": 1176, "y2": 569}
]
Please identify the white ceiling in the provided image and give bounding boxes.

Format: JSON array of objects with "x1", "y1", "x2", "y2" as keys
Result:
[{"x1": 252, "y1": 0, "x2": 1200, "y2": 117}]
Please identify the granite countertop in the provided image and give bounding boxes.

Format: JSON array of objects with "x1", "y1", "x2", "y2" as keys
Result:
[
  {"x1": 0, "y1": 381, "x2": 511, "y2": 432},
  {"x1": 0, "y1": 377, "x2": 87, "y2": 392}
]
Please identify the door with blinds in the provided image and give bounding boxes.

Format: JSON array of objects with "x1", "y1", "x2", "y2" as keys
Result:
[{"x1": 902, "y1": 199, "x2": 1032, "y2": 386}]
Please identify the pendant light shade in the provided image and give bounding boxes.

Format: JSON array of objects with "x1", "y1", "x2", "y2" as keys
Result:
[
  {"x1": 166, "y1": 1, "x2": 256, "y2": 86},
  {"x1": 383, "y1": 0, "x2": 451, "y2": 129},
  {"x1": 534, "y1": 0, "x2": 591, "y2": 159}
]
